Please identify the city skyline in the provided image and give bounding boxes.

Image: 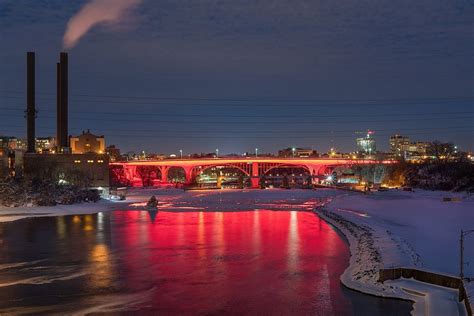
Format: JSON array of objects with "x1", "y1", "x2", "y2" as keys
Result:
[
  {"x1": 0, "y1": 130, "x2": 463, "y2": 158},
  {"x1": 1, "y1": 0, "x2": 473, "y2": 153}
]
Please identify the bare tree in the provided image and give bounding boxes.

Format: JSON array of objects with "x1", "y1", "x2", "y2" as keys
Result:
[
  {"x1": 110, "y1": 165, "x2": 130, "y2": 187},
  {"x1": 136, "y1": 166, "x2": 159, "y2": 187},
  {"x1": 427, "y1": 141, "x2": 456, "y2": 162}
]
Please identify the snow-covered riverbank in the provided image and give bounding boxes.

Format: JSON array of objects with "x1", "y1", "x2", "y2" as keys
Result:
[
  {"x1": 0, "y1": 200, "x2": 117, "y2": 223},
  {"x1": 319, "y1": 189, "x2": 474, "y2": 315},
  {"x1": 0, "y1": 188, "x2": 340, "y2": 222},
  {"x1": 325, "y1": 190, "x2": 474, "y2": 276}
]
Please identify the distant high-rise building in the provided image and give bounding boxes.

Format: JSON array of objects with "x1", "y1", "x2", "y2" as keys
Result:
[
  {"x1": 106, "y1": 145, "x2": 121, "y2": 162},
  {"x1": 390, "y1": 135, "x2": 410, "y2": 156},
  {"x1": 390, "y1": 134, "x2": 430, "y2": 159},
  {"x1": 356, "y1": 131, "x2": 376, "y2": 155},
  {"x1": 70, "y1": 130, "x2": 105, "y2": 154}
]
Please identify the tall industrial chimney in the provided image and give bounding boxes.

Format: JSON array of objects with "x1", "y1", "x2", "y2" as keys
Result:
[
  {"x1": 56, "y1": 52, "x2": 69, "y2": 151},
  {"x1": 56, "y1": 62, "x2": 62, "y2": 151},
  {"x1": 26, "y1": 52, "x2": 36, "y2": 153}
]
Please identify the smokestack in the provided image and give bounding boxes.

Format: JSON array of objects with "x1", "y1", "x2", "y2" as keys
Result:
[
  {"x1": 56, "y1": 62, "x2": 62, "y2": 151},
  {"x1": 26, "y1": 52, "x2": 36, "y2": 153},
  {"x1": 57, "y1": 52, "x2": 69, "y2": 151}
]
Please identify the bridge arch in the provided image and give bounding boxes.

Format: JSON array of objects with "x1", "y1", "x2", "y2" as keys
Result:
[
  {"x1": 166, "y1": 166, "x2": 186, "y2": 183},
  {"x1": 263, "y1": 164, "x2": 311, "y2": 176},
  {"x1": 195, "y1": 163, "x2": 251, "y2": 177}
]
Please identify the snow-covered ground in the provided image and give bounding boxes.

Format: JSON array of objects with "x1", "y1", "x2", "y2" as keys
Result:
[
  {"x1": 385, "y1": 278, "x2": 467, "y2": 316},
  {"x1": 0, "y1": 199, "x2": 118, "y2": 223},
  {"x1": 326, "y1": 190, "x2": 474, "y2": 276},
  {"x1": 468, "y1": 279, "x2": 474, "y2": 297},
  {"x1": 464, "y1": 279, "x2": 473, "y2": 315},
  {"x1": 320, "y1": 189, "x2": 474, "y2": 315}
]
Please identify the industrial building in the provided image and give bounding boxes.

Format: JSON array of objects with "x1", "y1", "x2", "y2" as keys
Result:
[{"x1": 22, "y1": 52, "x2": 109, "y2": 188}]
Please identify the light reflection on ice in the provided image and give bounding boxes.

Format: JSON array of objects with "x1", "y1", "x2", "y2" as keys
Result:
[{"x1": 335, "y1": 208, "x2": 370, "y2": 218}]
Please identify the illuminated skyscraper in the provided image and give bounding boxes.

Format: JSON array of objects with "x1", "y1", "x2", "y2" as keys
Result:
[
  {"x1": 356, "y1": 131, "x2": 376, "y2": 155},
  {"x1": 389, "y1": 135, "x2": 410, "y2": 156}
]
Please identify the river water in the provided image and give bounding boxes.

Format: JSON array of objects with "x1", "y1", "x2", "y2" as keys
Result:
[{"x1": 0, "y1": 210, "x2": 412, "y2": 315}]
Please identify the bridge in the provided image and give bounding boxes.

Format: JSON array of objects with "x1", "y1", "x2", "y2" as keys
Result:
[{"x1": 111, "y1": 157, "x2": 395, "y2": 188}]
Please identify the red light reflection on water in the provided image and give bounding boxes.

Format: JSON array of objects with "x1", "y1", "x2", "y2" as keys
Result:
[{"x1": 111, "y1": 210, "x2": 351, "y2": 314}]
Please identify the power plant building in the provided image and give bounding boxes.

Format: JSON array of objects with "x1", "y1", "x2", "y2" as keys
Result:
[{"x1": 22, "y1": 52, "x2": 109, "y2": 188}]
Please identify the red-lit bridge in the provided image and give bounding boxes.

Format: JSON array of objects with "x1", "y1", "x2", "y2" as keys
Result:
[{"x1": 111, "y1": 158, "x2": 395, "y2": 188}]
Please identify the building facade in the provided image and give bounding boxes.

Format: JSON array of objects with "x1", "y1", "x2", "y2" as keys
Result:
[
  {"x1": 0, "y1": 149, "x2": 8, "y2": 177},
  {"x1": 105, "y1": 145, "x2": 121, "y2": 162},
  {"x1": 23, "y1": 153, "x2": 109, "y2": 187},
  {"x1": 0, "y1": 136, "x2": 26, "y2": 151},
  {"x1": 36, "y1": 137, "x2": 56, "y2": 153},
  {"x1": 70, "y1": 130, "x2": 105, "y2": 154},
  {"x1": 278, "y1": 147, "x2": 318, "y2": 158}
]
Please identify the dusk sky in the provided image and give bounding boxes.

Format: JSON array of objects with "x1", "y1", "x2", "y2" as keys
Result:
[{"x1": 1, "y1": 0, "x2": 473, "y2": 154}]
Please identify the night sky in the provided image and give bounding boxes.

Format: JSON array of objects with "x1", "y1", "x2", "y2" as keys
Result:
[{"x1": 1, "y1": 0, "x2": 473, "y2": 155}]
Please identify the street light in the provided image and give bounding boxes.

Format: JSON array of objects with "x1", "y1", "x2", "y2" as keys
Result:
[
  {"x1": 292, "y1": 147, "x2": 296, "y2": 158},
  {"x1": 255, "y1": 148, "x2": 258, "y2": 158},
  {"x1": 460, "y1": 229, "x2": 474, "y2": 279},
  {"x1": 216, "y1": 148, "x2": 219, "y2": 158},
  {"x1": 179, "y1": 149, "x2": 183, "y2": 159}
]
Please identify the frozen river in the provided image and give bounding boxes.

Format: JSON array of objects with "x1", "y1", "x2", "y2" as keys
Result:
[{"x1": 0, "y1": 205, "x2": 412, "y2": 314}]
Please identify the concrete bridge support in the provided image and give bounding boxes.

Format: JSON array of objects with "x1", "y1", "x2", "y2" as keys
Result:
[
  {"x1": 184, "y1": 166, "x2": 194, "y2": 184},
  {"x1": 160, "y1": 166, "x2": 169, "y2": 183},
  {"x1": 126, "y1": 165, "x2": 137, "y2": 183},
  {"x1": 251, "y1": 162, "x2": 260, "y2": 188}
]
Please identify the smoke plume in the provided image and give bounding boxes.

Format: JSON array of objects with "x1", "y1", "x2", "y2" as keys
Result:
[{"x1": 63, "y1": 0, "x2": 142, "y2": 49}]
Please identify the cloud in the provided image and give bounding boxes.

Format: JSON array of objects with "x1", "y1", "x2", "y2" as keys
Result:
[{"x1": 63, "y1": 0, "x2": 142, "y2": 49}]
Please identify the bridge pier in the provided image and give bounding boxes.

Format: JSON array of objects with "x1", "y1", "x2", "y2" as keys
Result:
[
  {"x1": 184, "y1": 166, "x2": 194, "y2": 184},
  {"x1": 126, "y1": 165, "x2": 137, "y2": 184},
  {"x1": 251, "y1": 162, "x2": 260, "y2": 188},
  {"x1": 160, "y1": 166, "x2": 169, "y2": 183}
]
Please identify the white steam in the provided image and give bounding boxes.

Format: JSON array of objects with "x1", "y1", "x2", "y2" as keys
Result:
[{"x1": 63, "y1": 0, "x2": 142, "y2": 49}]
